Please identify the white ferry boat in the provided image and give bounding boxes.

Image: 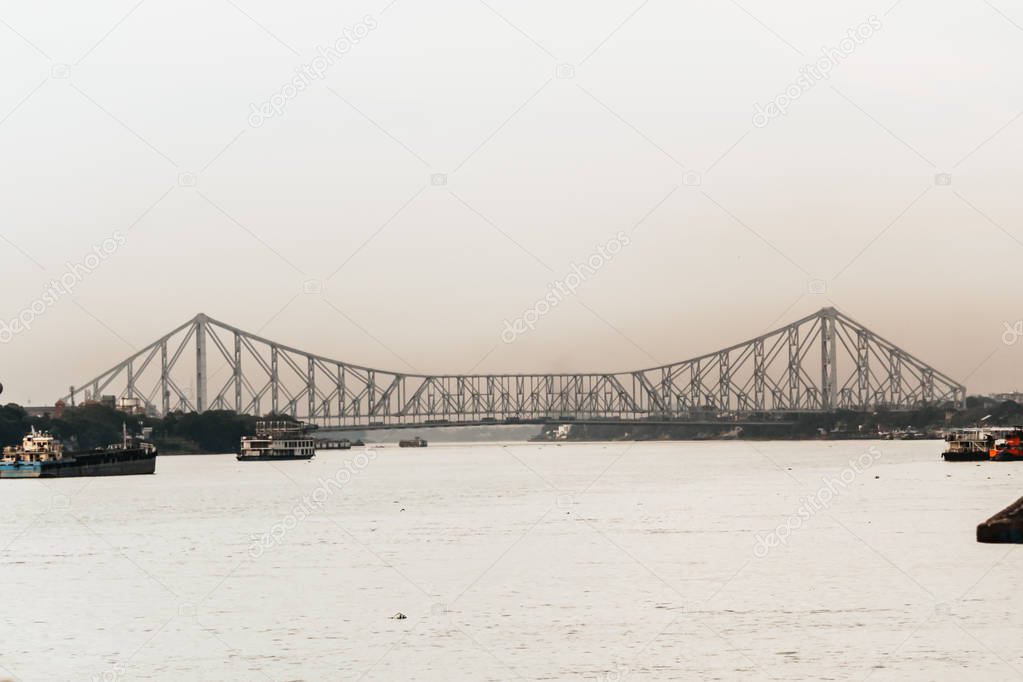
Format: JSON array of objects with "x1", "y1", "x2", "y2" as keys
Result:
[{"x1": 238, "y1": 421, "x2": 315, "y2": 461}]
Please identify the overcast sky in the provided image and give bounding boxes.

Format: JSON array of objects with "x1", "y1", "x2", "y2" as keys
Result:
[{"x1": 2, "y1": 0, "x2": 1022, "y2": 405}]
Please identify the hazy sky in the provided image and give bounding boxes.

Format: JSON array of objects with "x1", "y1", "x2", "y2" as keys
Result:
[{"x1": 2, "y1": 0, "x2": 1022, "y2": 405}]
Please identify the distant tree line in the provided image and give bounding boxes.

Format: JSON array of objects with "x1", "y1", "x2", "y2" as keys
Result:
[{"x1": 0, "y1": 403, "x2": 272, "y2": 453}]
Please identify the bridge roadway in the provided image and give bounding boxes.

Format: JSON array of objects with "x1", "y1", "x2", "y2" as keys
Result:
[{"x1": 314, "y1": 417, "x2": 797, "y2": 433}]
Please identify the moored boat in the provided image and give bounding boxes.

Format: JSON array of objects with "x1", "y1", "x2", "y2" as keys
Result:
[
  {"x1": 238, "y1": 421, "x2": 315, "y2": 461},
  {"x1": 0, "y1": 426, "x2": 157, "y2": 478},
  {"x1": 942, "y1": 428, "x2": 996, "y2": 461},
  {"x1": 314, "y1": 438, "x2": 351, "y2": 450},
  {"x1": 990, "y1": 428, "x2": 1023, "y2": 461},
  {"x1": 398, "y1": 436, "x2": 428, "y2": 448}
]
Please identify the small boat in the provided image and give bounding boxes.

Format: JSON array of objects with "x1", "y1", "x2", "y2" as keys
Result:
[
  {"x1": 1, "y1": 425, "x2": 157, "y2": 478},
  {"x1": 352, "y1": 439, "x2": 366, "y2": 447},
  {"x1": 398, "y1": 436, "x2": 428, "y2": 448},
  {"x1": 990, "y1": 428, "x2": 1023, "y2": 461},
  {"x1": 238, "y1": 421, "x2": 315, "y2": 461},
  {"x1": 314, "y1": 438, "x2": 351, "y2": 450},
  {"x1": 942, "y1": 428, "x2": 996, "y2": 461}
]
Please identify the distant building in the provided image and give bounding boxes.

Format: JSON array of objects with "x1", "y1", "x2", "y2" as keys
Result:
[
  {"x1": 117, "y1": 397, "x2": 148, "y2": 416},
  {"x1": 78, "y1": 394, "x2": 149, "y2": 415},
  {"x1": 23, "y1": 400, "x2": 68, "y2": 419},
  {"x1": 990, "y1": 392, "x2": 1023, "y2": 403},
  {"x1": 22, "y1": 406, "x2": 55, "y2": 418},
  {"x1": 84, "y1": 395, "x2": 118, "y2": 409}
]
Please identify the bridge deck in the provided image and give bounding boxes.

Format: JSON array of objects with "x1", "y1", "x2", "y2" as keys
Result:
[{"x1": 316, "y1": 418, "x2": 796, "y2": 432}]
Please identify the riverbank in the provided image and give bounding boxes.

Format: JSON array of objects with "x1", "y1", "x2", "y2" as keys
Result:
[
  {"x1": 532, "y1": 396, "x2": 1023, "y2": 442},
  {"x1": 530, "y1": 422, "x2": 916, "y2": 442},
  {"x1": 3, "y1": 393, "x2": 1020, "y2": 450}
]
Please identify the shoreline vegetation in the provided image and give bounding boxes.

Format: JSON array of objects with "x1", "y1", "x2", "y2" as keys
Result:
[
  {"x1": 0, "y1": 403, "x2": 259, "y2": 454},
  {"x1": 0, "y1": 396, "x2": 1019, "y2": 453}
]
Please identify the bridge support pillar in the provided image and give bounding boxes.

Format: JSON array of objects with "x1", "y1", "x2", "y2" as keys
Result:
[
  {"x1": 307, "y1": 356, "x2": 316, "y2": 421},
  {"x1": 234, "y1": 332, "x2": 242, "y2": 412},
  {"x1": 161, "y1": 341, "x2": 169, "y2": 415},
  {"x1": 820, "y1": 307, "x2": 838, "y2": 410},
  {"x1": 126, "y1": 359, "x2": 134, "y2": 401},
  {"x1": 196, "y1": 314, "x2": 207, "y2": 413},
  {"x1": 271, "y1": 346, "x2": 279, "y2": 415}
]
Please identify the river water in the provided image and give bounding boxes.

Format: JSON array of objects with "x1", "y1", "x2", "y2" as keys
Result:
[{"x1": 1, "y1": 440, "x2": 1020, "y2": 681}]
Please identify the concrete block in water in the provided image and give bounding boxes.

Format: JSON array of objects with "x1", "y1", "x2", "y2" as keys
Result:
[{"x1": 977, "y1": 496, "x2": 1023, "y2": 543}]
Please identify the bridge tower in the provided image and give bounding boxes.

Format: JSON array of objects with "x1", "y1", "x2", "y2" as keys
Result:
[
  {"x1": 196, "y1": 313, "x2": 208, "y2": 413},
  {"x1": 820, "y1": 307, "x2": 838, "y2": 410}
]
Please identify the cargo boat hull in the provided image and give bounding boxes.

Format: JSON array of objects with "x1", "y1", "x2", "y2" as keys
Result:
[
  {"x1": 991, "y1": 451, "x2": 1023, "y2": 462},
  {"x1": 0, "y1": 447, "x2": 157, "y2": 478},
  {"x1": 942, "y1": 451, "x2": 989, "y2": 462},
  {"x1": 236, "y1": 453, "x2": 314, "y2": 462}
]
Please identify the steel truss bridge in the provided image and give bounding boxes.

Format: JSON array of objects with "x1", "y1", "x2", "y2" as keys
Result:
[{"x1": 63, "y1": 307, "x2": 965, "y2": 430}]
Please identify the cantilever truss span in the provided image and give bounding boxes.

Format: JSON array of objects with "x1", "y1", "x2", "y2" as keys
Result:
[{"x1": 63, "y1": 307, "x2": 965, "y2": 429}]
